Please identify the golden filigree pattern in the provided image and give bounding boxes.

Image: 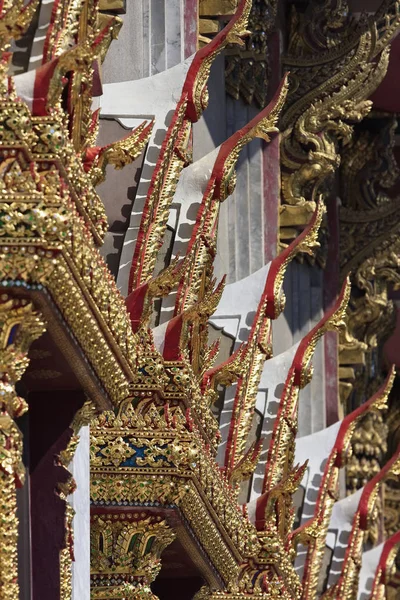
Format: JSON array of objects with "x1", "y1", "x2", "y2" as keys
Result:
[
  {"x1": 91, "y1": 513, "x2": 175, "y2": 599},
  {"x1": 1, "y1": 1, "x2": 399, "y2": 599},
  {"x1": 279, "y1": 0, "x2": 400, "y2": 247}
]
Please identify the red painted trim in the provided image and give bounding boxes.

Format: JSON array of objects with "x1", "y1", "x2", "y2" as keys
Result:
[
  {"x1": 262, "y1": 277, "x2": 349, "y2": 495},
  {"x1": 371, "y1": 531, "x2": 400, "y2": 592},
  {"x1": 202, "y1": 203, "x2": 322, "y2": 392},
  {"x1": 212, "y1": 77, "x2": 287, "y2": 200},
  {"x1": 92, "y1": 59, "x2": 102, "y2": 97},
  {"x1": 263, "y1": 135, "x2": 280, "y2": 263},
  {"x1": 183, "y1": 0, "x2": 250, "y2": 122},
  {"x1": 255, "y1": 492, "x2": 269, "y2": 526},
  {"x1": 223, "y1": 204, "x2": 322, "y2": 476},
  {"x1": 290, "y1": 370, "x2": 394, "y2": 544},
  {"x1": 202, "y1": 335, "x2": 243, "y2": 392},
  {"x1": 125, "y1": 283, "x2": 149, "y2": 333},
  {"x1": 163, "y1": 314, "x2": 185, "y2": 360},
  {"x1": 83, "y1": 146, "x2": 101, "y2": 172},
  {"x1": 334, "y1": 369, "x2": 395, "y2": 468},
  {"x1": 164, "y1": 276, "x2": 225, "y2": 361},
  {"x1": 83, "y1": 120, "x2": 152, "y2": 173},
  {"x1": 42, "y1": 0, "x2": 61, "y2": 64},
  {"x1": 90, "y1": 505, "x2": 174, "y2": 519},
  {"x1": 0, "y1": 51, "x2": 11, "y2": 69},
  {"x1": 255, "y1": 464, "x2": 306, "y2": 530},
  {"x1": 291, "y1": 278, "x2": 349, "y2": 387},
  {"x1": 93, "y1": 15, "x2": 117, "y2": 47},
  {"x1": 324, "y1": 331, "x2": 339, "y2": 425},
  {"x1": 32, "y1": 59, "x2": 59, "y2": 115},
  {"x1": 327, "y1": 442, "x2": 400, "y2": 595},
  {"x1": 285, "y1": 371, "x2": 394, "y2": 593},
  {"x1": 227, "y1": 437, "x2": 263, "y2": 485},
  {"x1": 184, "y1": 0, "x2": 198, "y2": 58},
  {"x1": 128, "y1": 95, "x2": 188, "y2": 293},
  {"x1": 177, "y1": 76, "x2": 287, "y2": 317},
  {"x1": 175, "y1": 76, "x2": 287, "y2": 314},
  {"x1": 129, "y1": 2, "x2": 251, "y2": 291},
  {"x1": 264, "y1": 202, "x2": 323, "y2": 321},
  {"x1": 359, "y1": 443, "x2": 400, "y2": 530},
  {"x1": 88, "y1": 108, "x2": 100, "y2": 142}
]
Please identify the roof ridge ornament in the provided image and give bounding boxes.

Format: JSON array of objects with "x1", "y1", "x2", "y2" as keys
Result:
[
  {"x1": 292, "y1": 368, "x2": 396, "y2": 600},
  {"x1": 129, "y1": 0, "x2": 253, "y2": 292}
]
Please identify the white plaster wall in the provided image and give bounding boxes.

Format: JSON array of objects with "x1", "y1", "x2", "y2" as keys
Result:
[
  {"x1": 102, "y1": 0, "x2": 185, "y2": 84},
  {"x1": 326, "y1": 488, "x2": 364, "y2": 588},
  {"x1": 224, "y1": 96, "x2": 264, "y2": 283},
  {"x1": 358, "y1": 543, "x2": 384, "y2": 599},
  {"x1": 193, "y1": 64, "x2": 266, "y2": 286},
  {"x1": 27, "y1": 0, "x2": 55, "y2": 71},
  {"x1": 274, "y1": 261, "x2": 326, "y2": 437},
  {"x1": 100, "y1": 58, "x2": 193, "y2": 294},
  {"x1": 249, "y1": 340, "x2": 300, "y2": 498},
  {"x1": 295, "y1": 421, "x2": 342, "y2": 524}
]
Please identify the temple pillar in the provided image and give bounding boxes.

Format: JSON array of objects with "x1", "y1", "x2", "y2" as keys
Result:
[
  {"x1": 0, "y1": 296, "x2": 45, "y2": 600},
  {"x1": 28, "y1": 390, "x2": 86, "y2": 600}
]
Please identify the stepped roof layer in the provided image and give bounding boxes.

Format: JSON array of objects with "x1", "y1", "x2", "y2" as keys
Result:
[{"x1": 0, "y1": 1, "x2": 399, "y2": 599}]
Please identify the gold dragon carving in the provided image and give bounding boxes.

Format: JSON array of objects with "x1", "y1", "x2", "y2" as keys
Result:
[
  {"x1": 339, "y1": 116, "x2": 400, "y2": 398},
  {"x1": 280, "y1": 0, "x2": 400, "y2": 246},
  {"x1": 338, "y1": 114, "x2": 400, "y2": 500},
  {"x1": 279, "y1": 1, "x2": 400, "y2": 525}
]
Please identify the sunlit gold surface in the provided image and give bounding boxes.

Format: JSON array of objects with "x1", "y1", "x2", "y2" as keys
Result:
[{"x1": 0, "y1": 1, "x2": 399, "y2": 599}]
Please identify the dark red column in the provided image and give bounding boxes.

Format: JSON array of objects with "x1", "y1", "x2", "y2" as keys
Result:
[{"x1": 28, "y1": 390, "x2": 85, "y2": 600}]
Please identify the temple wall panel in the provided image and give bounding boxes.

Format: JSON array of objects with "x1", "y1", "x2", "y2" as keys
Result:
[
  {"x1": 200, "y1": 100, "x2": 273, "y2": 284},
  {"x1": 222, "y1": 97, "x2": 264, "y2": 283},
  {"x1": 274, "y1": 261, "x2": 326, "y2": 436},
  {"x1": 69, "y1": 426, "x2": 90, "y2": 600},
  {"x1": 28, "y1": 391, "x2": 86, "y2": 599},
  {"x1": 193, "y1": 55, "x2": 227, "y2": 165},
  {"x1": 102, "y1": 1, "x2": 147, "y2": 82},
  {"x1": 102, "y1": 0, "x2": 187, "y2": 85},
  {"x1": 28, "y1": 0, "x2": 54, "y2": 72}
]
